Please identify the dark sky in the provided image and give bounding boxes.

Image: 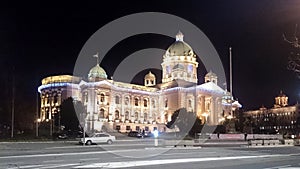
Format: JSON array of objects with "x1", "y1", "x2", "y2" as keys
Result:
[{"x1": 1, "y1": 1, "x2": 300, "y2": 124}]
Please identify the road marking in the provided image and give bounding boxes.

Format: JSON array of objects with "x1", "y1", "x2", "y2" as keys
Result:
[
  {"x1": 144, "y1": 146, "x2": 201, "y2": 150},
  {"x1": 73, "y1": 154, "x2": 287, "y2": 168},
  {"x1": 0, "y1": 149, "x2": 145, "y2": 159},
  {"x1": 43, "y1": 160, "x2": 64, "y2": 163},
  {"x1": 38, "y1": 163, "x2": 80, "y2": 169},
  {"x1": 263, "y1": 165, "x2": 292, "y2": 169},
  {"x1": 80, "y1": 158, "x2": 101, "y2": 161},
  {"x1": 161, "y1": 151, "x2": 215, "y2": 156},
  {"x1": 18, "y1": 164, "x2": 44, "y2": 168},
  {"x1": 46, "y1": 143, "x2": 161, "y2": 149},
  {"x1": 1, "y1": 146, "x2": 204, "y2": 159}
]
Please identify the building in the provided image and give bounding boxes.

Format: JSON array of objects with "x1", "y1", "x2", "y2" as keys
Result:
[
  {"x1": 244, "y1": 91, "x2": 300, "y2": 135},
  {"x1": 38, "y1": 31, "x2": 240, "y2": 134}
]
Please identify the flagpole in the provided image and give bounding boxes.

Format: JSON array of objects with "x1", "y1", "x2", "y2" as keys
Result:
[
  {"x1": 11, "y1": 66, "x2": 15, "y2": 138},
  {"x1": 229, "y1": 47, "x2": 232, "y2": 95}
]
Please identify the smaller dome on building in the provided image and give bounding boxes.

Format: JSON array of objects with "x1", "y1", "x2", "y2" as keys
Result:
[
  {"x1": 205, "y1": 70, "x2": 218, "y2": 84},
  {"x1": 88, "y1": 64, "x2": 107, "y2": 81},
  {"x1": 144, "y1": 71, "x2": 156, "y2": 87},
  {"x1": 205, "y1": 70, "x2": 217, "y2": 78},
  {"x1": 277, "y1": 90, "x2": 287, "y2": 97},
  {"x1": 274, "y1": 90, "x2": 288, "y2": 108},
  {"x1": 144, "y1": 71, "x2": 156, "y2": 79}
]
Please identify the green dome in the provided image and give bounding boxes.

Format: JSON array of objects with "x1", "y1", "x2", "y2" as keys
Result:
[
  {"x1": 88, "y1": 64, "x2": 107, "y2": 81},
  {"x1": 165, "y1": 31, "x2": 194, "y2": 57}
]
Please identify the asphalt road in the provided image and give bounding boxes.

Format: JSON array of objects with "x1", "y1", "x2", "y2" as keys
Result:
[{"x1": 0, "y1": 139, "x2": 300, "y2": 169}]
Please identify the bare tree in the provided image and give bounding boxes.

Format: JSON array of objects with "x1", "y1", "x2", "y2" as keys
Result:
[
  {"x1": 283, "y1": 24, "x2": 300, "y2": 48},
  {"x1": 283, "y1": 24, "x2": 300, "y2": 77}
]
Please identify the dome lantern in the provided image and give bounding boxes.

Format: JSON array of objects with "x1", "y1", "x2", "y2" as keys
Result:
[
  {"x1": 144, "y1": 71, "x2": 156, "y2": 87},
  {"x1": 176, "y1": 31, "x2": 184, "y2": 41},
  {"x1": 88, "y1": 52, "x2": 107, "y2": 82}
]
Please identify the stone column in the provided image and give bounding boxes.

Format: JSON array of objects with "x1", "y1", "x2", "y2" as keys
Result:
[{"x1": 121, "y1": 94, "x2": 125, "y2": 122}]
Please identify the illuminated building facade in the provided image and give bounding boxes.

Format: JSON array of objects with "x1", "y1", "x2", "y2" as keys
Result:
[
  {"x1": 38, "y1": 32, "x2": 239, "y2": 133},
  {"x1": 38, "y1": 75, "x2": 81, "y2": 122},
  {"x1": 244, "y1": 91, "x2": 300, "y2": 135}
]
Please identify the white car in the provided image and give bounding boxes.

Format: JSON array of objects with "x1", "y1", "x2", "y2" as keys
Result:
[{"x1": 79, "y1": 133, "x2": 116, "y2": 145}]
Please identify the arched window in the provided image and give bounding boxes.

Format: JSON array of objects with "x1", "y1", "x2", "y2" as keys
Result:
[
  {"x1": 188, "y1": 64, "x2": 193, "y2": 73},
  {"x1": 165, "y1": 99, "x2": 168, "y2": 108},
  {"x1": 134, "y1": 98, "x2": 139, "y2": 106},
  {"x1": 46, "y1": 94, "x2": 49, "y2": 104},
  {"x1": 53, "y1": 94, "x2": 58, "y2": 103},
  {"x1": 144, "y1": 99, "x2": 148, "y2": 107},
  {"x1": 115, "y1": 95, "x2": 120, "y2": 104},
  {"x1": 188, "y1": 99, "x2": 192, "y2": 108},
  {"x1": 125, "y1": 111, "x2": 129, "y2": 120},
  {"x1": 125, "y1": 97, "x2": 129, "y2": 105},
  {"x1": 166, "y1": 66, "x2": 171, "y2": 74},
  {"x1": 115, "y1": 110, "x2": 120, "y2": 120},
  {"x1": 99, "y1": 108, "x2": 105, "y2": 118},
  {"x1": 100, "y1": 93, "x2": 105, "y2": 102},
  {"x1": 134, "y1": 112, "x2": 139, "y2": 121}
]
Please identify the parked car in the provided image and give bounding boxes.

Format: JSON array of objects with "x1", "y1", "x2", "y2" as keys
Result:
[
  {"x1": 57, "y1": 133, "x2": 68, "y2": 139},
  {"x1": 128, "y1": 131, "x2": 143, "y2": 138},
  {"x1": 78, "y1": 132, "x2": 116, "y2": 145},
  {"x1": 128, "y1": 131, "x2": 153, "y2": 138}
]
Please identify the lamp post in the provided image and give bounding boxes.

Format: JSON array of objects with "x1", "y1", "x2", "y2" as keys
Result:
[
  {"x1": 202, "y1": 112, "x2": 208, "y2": 124},
  {"x1": 81, "y1": 111, "x2": 88, "y2": 146},
  {"x1": 36, "y1": 118, "x2": 41, "y2": 137},
  {"x1": 153, "y1": 129, "x2": 159, "y2": 146}
]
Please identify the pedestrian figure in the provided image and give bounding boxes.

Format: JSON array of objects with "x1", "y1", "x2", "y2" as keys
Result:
[
  {"x1": 244, "y1": 132, "x2": 248, "y2": 141},
  {"x1": 142, "y1": 129, "x2": 145, "y2": 138},
  {"x1": 217, "y1": 132, "x2": 220, "y2": 139}
]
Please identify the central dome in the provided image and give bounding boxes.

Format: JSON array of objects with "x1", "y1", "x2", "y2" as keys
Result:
[
  {"x1": 165, "y1": 31, "x2": 195, "y2": 57},
  {"x1": 88, "y1": 64, "x2": 107, "y2": 81}
]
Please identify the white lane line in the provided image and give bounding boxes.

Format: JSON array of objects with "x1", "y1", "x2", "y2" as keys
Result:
[
  {"x1": 46, "y1": 144, "x2": 154, "y2": 149},
  {"x1": 80, "y1": 158, "x2": 100, "y2": 161},
  {"x1": 263, "y1": 165, "x2": 292, "y2": 169},
  {"x1": 145, "y1": 146, "x2": 201, "y2": 150},
  {"x1": 161, "y1": 152, "x2": 211, "y2": 156},
  {"x1": 43, "y1": 160, "x2": 64, "y2": 163},
  {"x1": 73, "y1": 154, "x2": 286, "y2": 168},
  {"x1": 18, "y1": 164, "x2": 44, "y2": 168},
  {"x1": 0, "y1": 149, "x2": 144, "y2": 159},
  {"x1": 38, "y1": 163, "x2": 79, "y2": 169}
]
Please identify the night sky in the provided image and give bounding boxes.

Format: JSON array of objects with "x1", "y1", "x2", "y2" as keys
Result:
[{"x1": 1, "y1": 1, "x2": 300, "y2": 125}]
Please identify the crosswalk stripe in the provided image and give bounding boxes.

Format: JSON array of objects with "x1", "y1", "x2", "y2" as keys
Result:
[{"x1": 73, "y1": 154, "x2": 285, "y2": 168}]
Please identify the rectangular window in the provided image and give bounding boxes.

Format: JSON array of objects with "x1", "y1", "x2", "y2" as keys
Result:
[
  {"x1": 116, "y1": 125, "x2": 120, "y2": 130},
  {"x1": 126, "y1": 126, "x2": 131, "y2": 130},
  {"x1": 136, "y1": 126, "x2": 140, "y2": 131}
]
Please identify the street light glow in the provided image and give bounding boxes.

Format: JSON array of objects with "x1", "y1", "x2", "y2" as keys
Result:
[{"x1": 153, "y1": 130, "x2": 159, "y2": 138}]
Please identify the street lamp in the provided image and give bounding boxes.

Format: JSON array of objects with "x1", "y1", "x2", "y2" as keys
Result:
[
  {"x1": 153, "y1": 129, "x2": 159, "y2": 146},
  {"x1": 80, "y1": 110, "x2": 88, "y2": 146},
  {"x1": 202, "y1": 112, "x2": 208, "y2": 123},
  {"x1": 36, "y1": 118, "x2": 41, "y2": 137}
]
